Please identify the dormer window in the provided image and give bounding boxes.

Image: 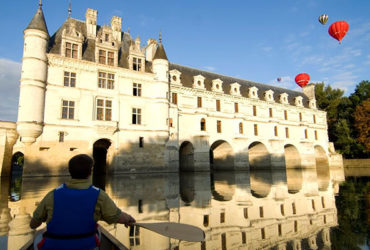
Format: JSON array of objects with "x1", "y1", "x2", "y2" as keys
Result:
[
  {"x1": 170, "y1": 69, "x2": 182, "y2": 85},
  {"x1": 295, "y1": 96, "x2": 303, "y2": 107},
  {"x1": 309, "y1": 99, "x2": 317, "y2": 109},
  {"x1": 66, "y1": 42, "x2": 78, "y2": 59},
  {"x1": 61, "y1": 22, "x2": 84, "y2": 60},
  {"x1": 280, "y1": 93, "x2": 289, "y2": 104},
  {"x1": 98, "y1": 49, "x2": 115, "y2": 66},
  {"x1": 264, "y1": 90, "x2": 274, "y2": 102},
  {"x1": 133, "y1": 57, "x2": 142, "y2": 71},
  {"x1": 212, "y1": 79, "x2": 223, "y2": 93},
  {"x1": 230, "y1": 82, "x2": 241, "y2": 96},
  {"x1": 193, "y1": 75, "x2": 205, "y2": 89},
  {"x1": 248, "y1": 87, "x2": 259, "y2": 99}
]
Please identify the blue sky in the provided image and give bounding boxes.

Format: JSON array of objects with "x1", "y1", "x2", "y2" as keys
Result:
[{"x1": 1, "y1": 0, "x2": 369, "y2": 121}]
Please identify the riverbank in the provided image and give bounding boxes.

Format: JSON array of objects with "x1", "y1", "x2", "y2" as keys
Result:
[{"x1": 343, "y1": 159, "x2": 370, "y2": 177}]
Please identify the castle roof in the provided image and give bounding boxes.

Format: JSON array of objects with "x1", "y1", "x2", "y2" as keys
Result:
[
  {"x1": 26, "y1": 6, "x2": 49, "y2": 35},
  {"x1": 47, "y1": 18, "x2": 309, "y2": 107},
  {"x1": 153, "y1": 43, "x2": 168, "y2": 60}
]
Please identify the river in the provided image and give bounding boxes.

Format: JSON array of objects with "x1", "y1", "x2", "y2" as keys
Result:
[{"x1": 0, "y1": 166, "x2": 368, "y2": 249}]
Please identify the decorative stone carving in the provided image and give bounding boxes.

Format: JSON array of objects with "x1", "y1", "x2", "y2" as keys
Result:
[
  {"x1": 264, "y1": 90, "x2": 274, "y2": 102},
  {"x1": 211, "y1": 79, "x2": 223, "y2": 93},
  {"x1": 230, "y1": 82, "x2": 241, "y2": 96},
  {"x1": 280, "y1": 93, "x2": 289, "y2": 104},
  {"x1": 248, "y1": 86, "x2": 259, "y2": 99},
  {"x1": 193, "y1": 75, "x2": 205, "y2": 89},
  {"x1": 170, "y1": 69, "x2": 182, "y2": 85},
  {"x1": 295, "y1": 96, "x2": 303, "y2": 107}
]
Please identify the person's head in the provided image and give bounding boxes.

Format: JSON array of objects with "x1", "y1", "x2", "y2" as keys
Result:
[{"x1": 68, "y1": 154, "x2": 93, "y2": 179}]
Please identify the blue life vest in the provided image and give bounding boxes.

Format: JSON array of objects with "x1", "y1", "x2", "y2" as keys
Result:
[{"x1": 41, "y1": 183, "x2": 100, "y2": 250}]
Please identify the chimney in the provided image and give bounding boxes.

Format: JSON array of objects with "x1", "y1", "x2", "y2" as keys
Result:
[
  {"x1": 145, "y1": 39, "x2": 157, "y2": 62},
  {"x1": 111, "y1": 16, "x2": 122, "y2": 42},
  {"x1": 85, "y1": 8, "x2": 97, "y2": 38},
  {"x1": 302, "y1": 83, "x2": 316, "y2": 100}
]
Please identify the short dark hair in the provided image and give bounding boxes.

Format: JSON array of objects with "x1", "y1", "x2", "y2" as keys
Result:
[{"x1": 68, "y1": 154, "x2": 93, "y2": 179}]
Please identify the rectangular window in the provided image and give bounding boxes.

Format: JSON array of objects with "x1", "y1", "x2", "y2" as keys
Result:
[
  {"x1": 65, "y1": 42, "x2": 78, "y2": 58},
  {"x1": 274, "y1": 126, "x2": 278, "y2": 136},
  {"x1": 292, "y1": 203, "x2": 296, "y2": 215},
  {"x1": 324, "y1": 215, "x2": 327, "y2": 224},
  {"x1": 64, "y1": 71, "x2": 76, "y2": 87},
  {"x1": 280, "y1": 204, "x2": 285, "y2": 216},
  {"x1": 133, "y1": 57, "x2": 142, "y2": 71},
  {"x1": 220, "y1": 212, "x2": 225, "y2": 223},
  {"x1": 99, "y1": 49, "x2": 106, "y2": 64},
  {"x1": 305, "y1": 129, "x2": 308, "y2": 139},
  {"x1": 315, "y1": 130, "x2": 318, "y2": 140},
  {"x1": 217, "y1": 120, "x2": 222, "y2": 133},
  {"x1": 108, "y1": 51, "x2": 114, "y2": 66},
  {"x1": 261, "y1": 228, "x2": 265, "y2": 239},
  {"x1": 72, "y1": 44, "x2": 78, "y2": 59},
  {"x1": 321, "y1": 197, "x2": 325, "y2": 208},
  {"x1": 284, "y1": 110, "x2": 288, "y2": 120},
  {"x1": 172, "y1": 93, "x2": 178, "y2": 105},
  {"x1": 62, "y1": 100, "x2": 75, "y2": 119},
  {"x1": 242, "y1": 232, "x2": 246, "y2": 244},
  {"x1": 132, "y1": 108, "x2": 142, "y2": 125},
  {"x1": 259, "y1": 206, "x2": 264, "y2": 218},
  {"x1": 203, "y1": 215, "x2": 209, "y2": 227},
  {"x1": 312, "y1": 200, "x2": 316, "y2": 211},
  {"x1": 294, "y1": 221, "x2": 298, "y2": 232},
  {"x1": 299, "y1": 112, "x2": 302, "y2": 121},
  {"x1": 197, "y1": 97, "x2": 202, "y2": 108},
  {"x1": 129, "y1": 226, "x2": 140, "y2": 246},
  {"x1": 139, "y1": 137, "x2": 144, "y2": 148},
  {"x1": 168, "y1": 118, "x2": 173, "y2": 127},
  {"x1": 244, "y1": 208, "x2": 248, "y2": 219},
  {"x1": 253, "y1": 105, "x2": 257, "y2": 116},
  {"x1": 278, "y1": 224, "x2": 282, "y2": 236},
  {"x1": 59, "y1": 131, "x2": 64, "y2": 142},
  {"x1": 200, "y1": 119, "x2": 206, "y2": 131},
  {"x1": 221, "y1": 233, "x2": 226, "y2": 250},
  {"x1": 98, "y1": 72, "x2": 115, "y2": 89},
  {"x1": 254, "y1": 124, "x2": 258, "y2": 136},
  {"x1": 96, "y1": 99, "x2": 112, "y2": 121},
  {"x1": 285, "y1": 127, "x2": 289, "y2": 138},
  {"x1": 313, "y1": 114, "x2": 316, "y2": 123},
  {"x1": 269, "y1": 108, "x2": 273, "y2": 118},
  {"x1": 234, "y1": 102, "x2": 239, "y2": 113},
  {"x1": 133, "y1": 83, "x2": 142, "y2": 96},
  {"x1": 239, "y1": 122, "x2": 243, "y2": 134},
  {"x1": 216, "y1": 100, "x2": 221, "y2": 111}
]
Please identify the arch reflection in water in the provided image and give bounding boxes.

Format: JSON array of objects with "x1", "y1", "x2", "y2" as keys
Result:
[
  {"x1": 2, "y1": 168, "x2": 341, "y2": 250},
  {"x1": 314, "y1": 145, "x2": 330, "y2": 191},
  {"x1": 284, "y1": 144, "x2": 303, "y2": 194}
]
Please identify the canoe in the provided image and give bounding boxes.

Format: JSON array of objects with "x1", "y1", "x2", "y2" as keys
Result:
[{"x1": 19, "y1": 225, "x2": 128, "y2": 250}]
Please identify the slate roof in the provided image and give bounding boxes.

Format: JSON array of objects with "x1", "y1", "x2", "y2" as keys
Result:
[
  {"x1": 169, "y1": 63, "x2": 310, "y2": 108},
  {"x1": 26, "y1": 7, "x2": 49, "y2": 34},
  {"x1": 47, "y1": 18, "x2": 310, "y2": 107}
]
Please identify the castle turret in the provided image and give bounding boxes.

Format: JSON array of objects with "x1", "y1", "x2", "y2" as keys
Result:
[
  {"x1": 17, "y1": 1, "x2": 49, "y2": 144},
  {"x1": 152, "y1": 35, "x2": 169, "y2": 81}
]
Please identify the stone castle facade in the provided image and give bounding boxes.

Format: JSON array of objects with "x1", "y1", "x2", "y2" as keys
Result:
[{"x1": 0, "y1": 4, "x2": 343, "y2": 176}]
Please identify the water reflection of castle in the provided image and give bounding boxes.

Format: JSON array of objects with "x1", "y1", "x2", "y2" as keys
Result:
[{"x1": 0, "y1": 167, "x2": 343, "y2": 249}]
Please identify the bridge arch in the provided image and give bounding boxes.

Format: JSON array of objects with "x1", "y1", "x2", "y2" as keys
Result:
[
  {"x1": 179, "y1": 141, "x2": 195, "y2": 171},
  {"x1": 209, "y1": 140, "x2": 234, "y2": 170},
  {"x1": 284, "y1": 144, "x2": 302, "y2": 194},
  {"x1": 248, "y1": 141, "x2": 271, "y2": 170},
  {"x1": 314, "y1": 145, "x2": 330, "y2": 191}
]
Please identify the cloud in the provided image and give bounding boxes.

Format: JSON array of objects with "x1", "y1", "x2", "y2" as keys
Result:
[
  {"x1": 204, "y1": 66, "x2": 216, "y2": 71},
  {"x1": 0, "y1": 58, "x2": 21, "y2": 121}
]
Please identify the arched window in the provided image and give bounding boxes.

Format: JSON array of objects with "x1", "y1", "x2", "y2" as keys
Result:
[
  {"x1": 200, "y1": 118, "x2": 206, "y2": 131},
  {"x1": 239, "y1": 122, "x2": 243, "y2": 134}
]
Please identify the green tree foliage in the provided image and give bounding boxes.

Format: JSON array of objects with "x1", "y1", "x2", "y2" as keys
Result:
[
  {"x1": 354, "y1": 99, "x2": 370, "y2": 152},
  {"x1": 315, "y1": 81, "x2": 370, "y2": 158}
]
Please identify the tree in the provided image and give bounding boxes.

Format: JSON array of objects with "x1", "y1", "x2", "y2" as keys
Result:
[{"x1": 354, "y1": 99, "x2": 370, "y2": 152}]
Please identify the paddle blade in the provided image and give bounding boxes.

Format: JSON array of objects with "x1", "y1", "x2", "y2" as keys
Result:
[{"x1": 136, "y1": 222, "x2": 205, "y2": 242}]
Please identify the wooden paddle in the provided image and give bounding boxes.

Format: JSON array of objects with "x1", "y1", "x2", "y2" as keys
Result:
[{"x1": 135, "y1": 222, "x2": 205, "y2": 242}]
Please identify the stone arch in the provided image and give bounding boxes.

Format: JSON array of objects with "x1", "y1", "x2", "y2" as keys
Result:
[
  {"x1": 314, "y1": 145, "x2": 330, "y2": 191},
  {"x1": 284, "y1": 144, "x2": 302, "y2": 194},
  {"x1": 209, "y1": 140, "x2": 234, "y2": 170},
  {"x1": 93, "y1": 139, "x2": 111, "y2": 190},
  {"x1": 248, "y1": 141, "x2": 271, "y2": 169},
  {"x1": 179, "y1": 141, "x2": 195, "y2": 171}
]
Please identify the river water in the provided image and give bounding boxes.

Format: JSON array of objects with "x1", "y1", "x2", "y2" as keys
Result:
[{"x1": 0, "y1": 166, "x2": 368, "y2": 249}]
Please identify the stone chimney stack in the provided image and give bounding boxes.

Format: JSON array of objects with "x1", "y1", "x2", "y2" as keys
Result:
[
  {"x1": 111, "y1": 16, "x2": 122, "y2": 42},
  {"x1": 146, "y1": 39, "x2": 157, "y2": 62},
  {"x1": 302, "y1": 83, "x2": 316, "y2": 100},
  {"x1": 85, "y1": 8, "x2": 97, "y2": 38}
]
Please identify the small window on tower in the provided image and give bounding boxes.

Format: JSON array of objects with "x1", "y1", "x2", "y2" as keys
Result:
[{"x1": 59, "y1": 131, "x2": 65, "y2": 142}]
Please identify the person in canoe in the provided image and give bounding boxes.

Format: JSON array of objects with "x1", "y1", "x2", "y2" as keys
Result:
[{"x1": 29, "y1": 154, "x2": 136, "y2": 249}]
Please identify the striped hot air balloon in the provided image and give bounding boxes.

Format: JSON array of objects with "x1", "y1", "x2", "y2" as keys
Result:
[{"x1": 318, "y1": 14, "x2": 329, "y2": 25}]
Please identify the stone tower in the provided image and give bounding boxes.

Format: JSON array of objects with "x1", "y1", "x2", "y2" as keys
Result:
[
  {"x1": 152, "y1": 36, "x2": 169, "y2": 82},
  {"x1": 16, "y1": 2, "x2": 49, "y2": 144}
]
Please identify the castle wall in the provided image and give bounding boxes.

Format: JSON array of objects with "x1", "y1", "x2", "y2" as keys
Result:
[{"x1": 0, "y1": 122, "x2": 17, "y2": 176}]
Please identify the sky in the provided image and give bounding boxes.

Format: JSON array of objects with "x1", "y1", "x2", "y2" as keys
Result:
[{"x1": 1, "y1": 0, "x2": 369, "y2": 121}]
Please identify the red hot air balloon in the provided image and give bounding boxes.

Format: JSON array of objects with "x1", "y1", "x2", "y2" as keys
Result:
[
  {"x1": 328, "y1": 21, "x2": 349, "y2": 44},
  {"x1": 295, "y1": 73, "x2": 310, "y2": 87}
]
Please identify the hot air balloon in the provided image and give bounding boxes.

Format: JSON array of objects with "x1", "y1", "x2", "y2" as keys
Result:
[
  {"x1": 318, "y1": 14, "x2": 328, "y2": 25},
  {"x1": 328, "y1": 21, "x2": 349, "y2": 44},
  {"x1": 295, "y1": 73, "x2": 310, "y2": 88},
  {"x1": 277, "y1": 77, "x2": 282, "y2": 82}
]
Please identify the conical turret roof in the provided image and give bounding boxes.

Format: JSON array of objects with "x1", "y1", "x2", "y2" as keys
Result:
[
  {"x1": 26, "y1": 6, "x2": 49, "y2": 35},
  {"x1": 153, "y1": 42, "x2": 168, "y2": 60}
]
